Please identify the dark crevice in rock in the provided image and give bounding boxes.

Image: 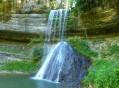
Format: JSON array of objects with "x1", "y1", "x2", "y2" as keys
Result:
[{"x1": 0, "y1": 30, "x2": 44, "y2": 43}]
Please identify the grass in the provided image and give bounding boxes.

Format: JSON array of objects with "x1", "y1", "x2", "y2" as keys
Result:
[
  {"x1": 0, "y1": 47, "x2": 29, "y2": 55},
  {"x1": 0, "y1": 61, "x2": 42, "y2": 74}
]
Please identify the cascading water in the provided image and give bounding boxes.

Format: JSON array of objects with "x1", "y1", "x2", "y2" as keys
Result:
[
  {"x1": 35, "y1": 9, "x2": 71, "y2": 80},
  {"x1": 45, "y1": 9, "x2": 70, "y2": 44},
  {"x1": 43, "y1": 9, "x2": 70, "y2": 55},
  {"x1": 34, "y1": 9, "x2": 89, "y2": 87}
]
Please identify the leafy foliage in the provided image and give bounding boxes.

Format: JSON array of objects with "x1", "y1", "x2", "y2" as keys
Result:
[
  {"x1": 70, "y1": 0, "x2": 119, "y2": 14},
  {"x1": 78, "y1": 0, "x2": 102, "y2": 11},
  {"x1": 83, "y1": 59, "x2": 119, "y2": 88},
  {"x1": 70, "y1": 0, "x2": 103, "y2": 13},
  {"x1": 67, "y1": 38, "x2": 98, "y2": 58}
]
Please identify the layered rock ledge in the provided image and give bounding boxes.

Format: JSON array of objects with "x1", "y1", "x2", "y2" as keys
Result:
[{"x1": 0, "y1": 14, "x2": 48, "y2": 42}]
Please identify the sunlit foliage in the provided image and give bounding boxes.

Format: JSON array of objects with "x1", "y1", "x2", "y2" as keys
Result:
[
  {"x1": 83, "y1": 59, "x2": 119, "y2": 88},
  {"x1": 70, "y1": 0, "x2": 119, "y2": 13}
]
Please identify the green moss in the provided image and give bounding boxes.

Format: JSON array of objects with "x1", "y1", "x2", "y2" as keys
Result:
[
  {"x1": 0, "y1": 61, "x2": 41, "y2": 74},
  {"x1": 67, "y1": 38, "x2": 98, "y2": 58}
]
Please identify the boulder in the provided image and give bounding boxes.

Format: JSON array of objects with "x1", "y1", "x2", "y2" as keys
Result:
[{"x1": 35, "y1": 41, "x2": 90, "y2": 87}]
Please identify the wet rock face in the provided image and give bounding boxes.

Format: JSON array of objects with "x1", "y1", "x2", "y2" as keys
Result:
[
  {"x1": 57, "y1": 42, "x2": 90, "y2": 87},
  {"x1": 35, "y1": 41, "x2": 90, "y2": 87}
]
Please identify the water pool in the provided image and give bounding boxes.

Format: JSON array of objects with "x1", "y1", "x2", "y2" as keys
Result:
[{"x1": 0, "y1": 74, "x2": 73, "y2": 88}]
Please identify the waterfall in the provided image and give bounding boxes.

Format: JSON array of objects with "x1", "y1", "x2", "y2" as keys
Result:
[
  {"x1": 34, "y1": 9, "x2": 89, "y2": 87},
  {"x1": 43, "y1": 9, "x2": 70, "y2": 55},
  {"x1": 35, "y1": 42, "x2": 63, "y2": 81},
  {"x1": 45, "y1": 9, "x2": 71, "y2": 44},
  {"x1": 35, "y1": 9, "x2": 71, "y2": 81}
]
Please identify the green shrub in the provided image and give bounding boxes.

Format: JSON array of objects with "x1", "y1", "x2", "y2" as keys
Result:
[
  {"x1": 67, "y1": 38, "x2": 98, "y2": 58},
  {"x1": 83, "y1": 59, "x2": 119, "y2": 88},
  {"x1": 31, "y1": 45, "x2": 43, "y2": 62}
]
